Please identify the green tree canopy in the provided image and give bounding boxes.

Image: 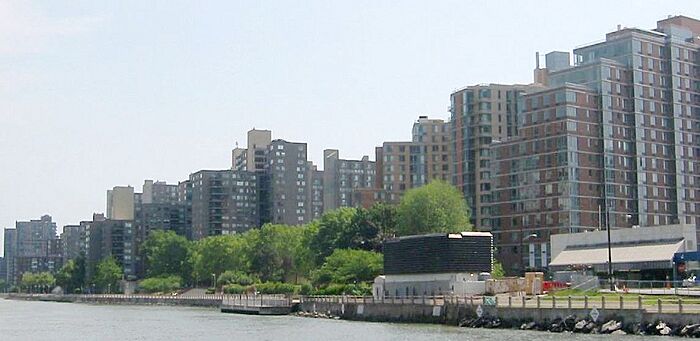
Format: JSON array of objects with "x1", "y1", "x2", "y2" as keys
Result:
[
  {"x1": 94, "y1": 257, "x2": 123, "y2": 293},
  {"x1": 139, "y1": 275, "x2": 182, "y2": 293},
  {"x1": 492, "y1": 259, "x2": 505, "y2": 279},
  {"x1": 56, "y1": 254, "x2": 86, "y2": 293},
  {"x1": 245, "y1": 224, "x2": 310, "y2": 283},
  {"x1": 21, "y1": 272, "x2": 56, "y2": 292},
  {"x1": 308, "y1": 204, "x2": 397, "y2": 265},
  {"x1": 395, "y1": 180, "x2": 472, "y2": 236},
  {"x1": 190, "y1": 235, "x2": 248, "y2": 285},
  {"x1": 312, "y1": 249, "x2": 383, "y2": 287},
  {"x1": 142, "y1": 230, "x2": 192, "y2": 282},
  {"x1": 308, "y1": 208, "x2": 358, "y2": 264}
]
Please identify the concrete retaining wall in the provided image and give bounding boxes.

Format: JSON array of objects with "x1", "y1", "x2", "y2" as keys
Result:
[
  {"x1": 7, "y1": 294, "x2": 221, "y2": 308},
  {"x1": 300, "y1": 299, "x2": 700, "y2": 326}
]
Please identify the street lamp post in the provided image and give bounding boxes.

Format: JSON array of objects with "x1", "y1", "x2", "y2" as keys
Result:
[
  {"x1": 522, "y1": 233, "x2": 538, "y2": 274},
  {"x1": 212, "y1": 273, "x2": 216, "y2": 292},
  {"x1": 606, "y1": 209, "x2": 613, "y2": 291}
]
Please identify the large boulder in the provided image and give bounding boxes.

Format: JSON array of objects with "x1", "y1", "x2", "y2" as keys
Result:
[{"x1": 600, "y1": 320, "x2": 622, "y2": 334}]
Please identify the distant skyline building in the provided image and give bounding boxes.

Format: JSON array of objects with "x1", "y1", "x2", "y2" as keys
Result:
[
  {"x1": 266, "y1": 139, "x2": 312, "y2": 225},
  {"x1": 323, "y1": 149, "x2": 376, "y2": 211},
  {"x1": 376, "y1": 116, "x2": 451, "y2": 202},
  {"x1": 450, "y1": 84, "x2": 541, "y2": 230},
  {"x1": 307, "y1": 162, "x2": 325, "y2": 220},
  {"x1": 189, "y1": 169, "x2": 259, "y2": 239},
  {"x1": 60, "y1": 224, "x2": 83, "y2": 262},
  {"x1": 3, "y1": 228, "x2": 16, "y2": 286},
  {"x1": 106, "y1": 186, "x2": 135, "y2": 220},
  {"x1": 0, "y1": 257, "x2": 5, "y2": 288},
  {"x1": 82, "y1": 214, "x2": 136, "y2": 281},
  {"x1": 9, "y1": 215, "x2": 62, "y2": 286}
]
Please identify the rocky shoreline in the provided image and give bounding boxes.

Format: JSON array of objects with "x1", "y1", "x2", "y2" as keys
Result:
[
  {"x1": 459, "y1": 315, "x2": 700, "y2": 337},
  {"x1": 294, "y1": 311, "x2": 341, "y2": 320}
]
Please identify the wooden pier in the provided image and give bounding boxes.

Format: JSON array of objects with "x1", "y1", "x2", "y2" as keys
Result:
[{"x1": 220, "y1": 294, "x2": 294, "y2": 315}]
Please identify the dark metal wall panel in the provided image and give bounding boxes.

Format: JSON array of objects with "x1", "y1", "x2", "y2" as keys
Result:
[{"x1": 384, "y1": 234, "x2": 492, "y2": 275}]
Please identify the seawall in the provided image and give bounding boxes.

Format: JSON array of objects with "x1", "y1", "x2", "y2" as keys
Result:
[
  {"x1": 299, "y1": 297, "x2": 700, "y2": 327},
  {"x1": 6, "y1": 294, "x2": 222, "y2": 308}
]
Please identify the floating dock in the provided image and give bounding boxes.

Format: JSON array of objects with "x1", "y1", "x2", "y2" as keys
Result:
[{"x1": 220, "y1": 294, "x2": 293, "y2": 315}]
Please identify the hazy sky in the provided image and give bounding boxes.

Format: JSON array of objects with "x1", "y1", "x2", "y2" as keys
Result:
[{"x1": 1, "y1": 1, "x2": 698, "y2": 253}]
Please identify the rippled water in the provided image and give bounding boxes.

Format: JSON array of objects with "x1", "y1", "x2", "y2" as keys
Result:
[{"x1": 0, "y1": 299, "x2": 653, "y2": 340}]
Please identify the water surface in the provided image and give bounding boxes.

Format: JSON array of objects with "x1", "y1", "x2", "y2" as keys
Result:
[{"x1": 0, "y1": 299, "x2": 652, "y2": 340}]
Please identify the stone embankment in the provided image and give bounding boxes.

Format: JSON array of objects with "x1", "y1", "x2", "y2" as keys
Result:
[
  {"x1": 299, "y1": 296, "x2": 700, "y2": 338},
  {"x1": 460, "y1": 314, "x2": 700, "y2": 337}
]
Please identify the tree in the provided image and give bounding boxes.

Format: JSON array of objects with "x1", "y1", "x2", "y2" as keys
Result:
[
  {"x1": 21, "y1": 272, "x2": 55, "y2": 293},
  {"x1": 245, "y1": 224, "x2": 309, "y2": 283},
  {"x1": 190, "y1": 235, "x2": 248, "y2": 286},
  {"x1": 352, "y1": 203, "x2": 398, "y2": 252},
  {"x1": 56, "y1": 254, "x2": 86, "y2": 293},
  {"x1": 396, "y1": 180, "x2": 472, "y2": 236},
  {"x1": 94, "y1": 257, "x2": 123, "y2": 293},
  {"x1": 142, "y1": 230, "x2": 192, "y2": 283},
  {"x1": 308, "y1": 208, "x2": 358, "y2": 264},
  {"x1": 492, "y1": 260, "x2": 505, "y2": 279},
  {"x1": 312, "y1": 249, "x2": 383, "y2": 287}
]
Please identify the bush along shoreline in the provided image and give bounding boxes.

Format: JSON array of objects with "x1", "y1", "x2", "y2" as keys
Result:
[{"x1": 459, "y1": 314, "x2": 700, "y2": 337}]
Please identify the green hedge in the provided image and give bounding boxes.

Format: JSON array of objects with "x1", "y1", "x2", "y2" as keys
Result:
[
  {"x1": 313, "y1": 282, "x2": 371, "y2": 296},
  {"x1": 223, "y1": 284, "x2": 247, "y2": 294},
  {"x1": 139, "y1": 275, "x2": 182, "y2": 293}
]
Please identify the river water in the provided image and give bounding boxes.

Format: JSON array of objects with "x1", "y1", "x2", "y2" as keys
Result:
[{"x1": 0, "y1": 299, "x2": 651, "y2": 340}]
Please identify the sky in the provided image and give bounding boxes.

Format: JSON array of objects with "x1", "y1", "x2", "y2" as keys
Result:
[{"x1": 1, "y1": 1, "x2": 698, "y2": 254}]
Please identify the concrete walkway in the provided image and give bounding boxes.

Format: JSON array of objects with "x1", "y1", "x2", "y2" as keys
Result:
[{"x1": 600, "y1": 288, "x2": 700, "y2": 296}]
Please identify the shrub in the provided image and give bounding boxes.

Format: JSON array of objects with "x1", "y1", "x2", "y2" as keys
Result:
[
  {"x1": 218, "y1": 271, "x2": 256, "y2": 287},
  {"x1": 223, "y1": 284, "x2": 247, "y2": 294},
  {"x1": 299, "y1": 283, "x2": 313, "y2": 295},
  {"x1": 139, "y1": 275, "x2": 182, "y2": 293},
  {"x1": 313, "y1": 283, "x2": 371, "y2": 296},
  {"x1": 252, "y1": 282, "x2": 297, "y2": 294}
]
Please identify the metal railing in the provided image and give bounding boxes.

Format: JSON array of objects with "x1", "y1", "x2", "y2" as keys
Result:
[
  {"x1": 301, "y1": 294, "x2": 700, "y2": 314},
  {"x1": 222, "y1": 294, "x2": 291, "y2": 307}
]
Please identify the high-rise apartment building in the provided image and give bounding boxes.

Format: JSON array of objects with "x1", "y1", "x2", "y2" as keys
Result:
[
  {"x1": 106, "y1": 186, "x2": 135, "y2": 220},
  {"x1": 323, "y1": 149, "x2": 376, "y2": 211},
  {"x1": 60, "y1": 225, "x2": 84, "y2": 262},
  {"x1": 0, "y1": 257, "x2": 5, "y2": 288},
  {"x1": 266, "y1": 139, "x2": 311, "y2": 225},
  {"x1": 245, "y1": 129, "x2": 272, "y2": 172},
  {"x1": 189, "y1": 170, "x2": 259, "y2": 239},
  {"x1": 450, "y1": 84, "x2": 540, "y2": 230},
  {"x1": 376, "y1": 116, "x2": 451, "y2": 202},
  {"x1": 491, "y1": 84, "x2": 603, "y2": 273},
  {"x1": 11, "y1": 215, "x2": 63, "y2": 285},
  {"x1": 307, "y1": 162, "x2": 324, "y2": 220},
  {"x1": 82, "y1": 214, "x2": 136, "y2": 281},
  {"x1": 2, "y1": 228, "x2": 15, "y2": 286},
  {"x1": 491, "y1": 16, "x2": 700, "y2": 273}
]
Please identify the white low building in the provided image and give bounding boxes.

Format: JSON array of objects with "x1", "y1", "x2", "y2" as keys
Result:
[{"x1": 549, "y1": 224, "x2": 697, "y2": 279}]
